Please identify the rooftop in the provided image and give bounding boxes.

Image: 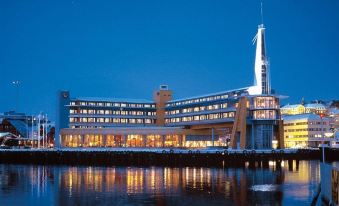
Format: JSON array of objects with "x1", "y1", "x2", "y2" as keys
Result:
[
  {"x1": 168, "y1": 87, "x2": 249, "y2": 103},
  {"x1": 72, "y1": 97, "x2": 154, "y2": 104},
  {"x1": 281, "y1": 103, "x2": 326, "y2": 109},
  {"x1": 282, "y1": 113, "x2": 328, "y2": 121}
]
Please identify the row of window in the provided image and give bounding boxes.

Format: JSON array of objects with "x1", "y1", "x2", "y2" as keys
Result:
[
  {"x1": 70, "y1": 109, "x2": 156, "y2": 116},
  {"x1": 70, "y1": 101, "x2": 155, "y2": 108},
  {"x1": 284, "y1": 128, "x2": 327, "y2": 132},
  {"x1": 253, "y1": 110, "x2": 276, "y2": 120},
  {"x1": 284, "y1": 121, "x2": 327, "y2": 126},
  {"x1": 286, "y1": 135, "x2": 309, "y2": 138},
  {"x1": 286, "y1": 134, "x2": 326, "y2": 138},
  {"x1": 166, "y1": 103, "x2": 229, "y2": 115},
  {"x1": 166, "y1": 91, "x2": 245, "y2": 107},
  {"x1": 61, "y1": 134, "x2": 182, "y2": 147},
  {"x1": 69, "y1": 117, "x2": 154, "y2": 124},
  {"x1": 253, "y1": 97, "x2": 278, "y2": 109},
  {"x1": 165, "y1": 112, "x2": 235, "y2": 123}
]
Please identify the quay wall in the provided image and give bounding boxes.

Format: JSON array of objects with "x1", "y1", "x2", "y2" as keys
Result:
[{"x1": 0, "y1": 148, "x2": 336, "y2": 167}]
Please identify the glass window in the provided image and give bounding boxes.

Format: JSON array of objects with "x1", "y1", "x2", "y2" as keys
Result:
[{"x1": 253, "y1": 110, "x2": 276, "y2": 119}]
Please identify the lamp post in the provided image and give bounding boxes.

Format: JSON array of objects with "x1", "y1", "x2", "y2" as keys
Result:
[
  {"x1": 45, "y1": 114, "x2": 48, "y2": 148},
  {"x1": 320, "y1": 113, "x2": 325, "y2": 163},
  {"x1": 12, "y1": 80, "x2": 20, "y2": 111},
  {"x1": 31, "y1": 115, "x2": 34, "y2": 148}
]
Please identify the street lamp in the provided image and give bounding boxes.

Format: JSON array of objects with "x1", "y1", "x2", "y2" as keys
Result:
[
  {"x1": 12, "y1": 80, "x2": 20, "y2": 111},
  {"x1": 320, "y1": 113, "x2": 325, "y2": 163}
]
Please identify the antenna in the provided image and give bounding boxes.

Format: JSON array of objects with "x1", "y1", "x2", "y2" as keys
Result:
[{"x1": 260, "y1": 1, "x2": 264, "y2": 25}]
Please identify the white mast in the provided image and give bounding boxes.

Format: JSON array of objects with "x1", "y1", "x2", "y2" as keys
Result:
[{"x1": 248, "y1": 2, "x2": 270, "y2": 95}]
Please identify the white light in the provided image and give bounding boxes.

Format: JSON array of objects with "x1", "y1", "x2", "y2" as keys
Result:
[{"x1": 324, "y1": 132, "x2": 333, "y2": 138}]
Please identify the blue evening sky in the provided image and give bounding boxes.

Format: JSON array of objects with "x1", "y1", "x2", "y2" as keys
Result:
[{"x1": 0, "y1": 0, "x2": 338, "y2": 120}]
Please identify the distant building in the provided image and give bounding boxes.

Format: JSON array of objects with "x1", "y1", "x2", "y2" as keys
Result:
[
  {"x1": 0, "y1": 111, "x2": 33, "y2": 138},
  {"x1": 304, "y1": 104, "x2": 327, "y2": 115},
  {"x1": 57, "y1": 23, "x2": 284, "y2": 150},
  {"x1": 280, "y1": 104, "x2": 306, "y2": 115},
  {"x1": 283, "y1": 113, "x2": 332, "y2": 148},
  {"x1": 281, "y1": 103, "x2": 327, "y2": 115},
  {"x1": 328, "y1": 108, "x2": 339, "y2": 139},
  {"x1": 0, "y1": 111, "x2": 55, "y2": 147}
]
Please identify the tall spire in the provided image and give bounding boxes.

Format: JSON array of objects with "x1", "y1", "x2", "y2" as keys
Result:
[
  {"x1": 248, "y1": 3, "x2": 270, "y2": 95},
  {"x1": 260, "y1": 1, "x2": 264, "y2": 25}
]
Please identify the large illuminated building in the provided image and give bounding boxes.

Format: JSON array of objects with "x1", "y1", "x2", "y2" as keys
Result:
[{"x1": 57, "y1": 23, "x2": 284, "y2": 149}]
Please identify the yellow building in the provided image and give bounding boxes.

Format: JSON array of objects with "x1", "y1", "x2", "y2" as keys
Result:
[
  {"x1": 281, "y1": 103, "x2": 327, "y2": 115},
  {"x1": 283, "y1": 113, "x2": 331, "y2": 148}
]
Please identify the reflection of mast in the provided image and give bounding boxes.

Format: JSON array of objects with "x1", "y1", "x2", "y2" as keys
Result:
[{"x1": 230, "y1": 170, "x2": 248, "y2": 205}]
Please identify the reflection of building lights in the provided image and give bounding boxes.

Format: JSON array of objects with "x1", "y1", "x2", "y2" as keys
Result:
[{"x1": 151, "y1": 169, "x2": 155, "y2": 189}]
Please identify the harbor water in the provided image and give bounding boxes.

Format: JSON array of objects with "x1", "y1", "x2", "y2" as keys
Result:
[{"x1": 0, "y1": 160, "x2": 335, "y2": 206}]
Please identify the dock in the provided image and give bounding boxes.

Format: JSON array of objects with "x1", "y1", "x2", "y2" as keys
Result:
[{"x1": 1, "y1": 147, "x2": 337, "y2": 167}]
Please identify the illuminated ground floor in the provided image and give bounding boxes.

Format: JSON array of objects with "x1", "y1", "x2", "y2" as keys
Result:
[
  {"x1": 60, "y1": 127, "x2": 229, "y2": 148},
  {"x1": 284, "y1": 138, "x2": 333, "y2": 148},
  {"x1": 60, "y1": 116, "x2": 284, "y2": 149}
]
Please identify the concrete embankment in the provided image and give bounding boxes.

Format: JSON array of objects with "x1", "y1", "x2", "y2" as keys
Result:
[{"x1": 1, "y1": 148, "x2": 336, "y2": 167}]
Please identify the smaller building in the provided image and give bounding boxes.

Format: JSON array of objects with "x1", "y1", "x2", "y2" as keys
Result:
[
  {"x1": 283, "y1": 113, "x2": 331, "y2": 148},
  {"x1": 304, "y1": 103, "x2": 327, "y2": 115},
  {"x1": 280, "y1": 104, "x2": 306, "y2": 115},
  {"x1": 281, "y1": 103, "x2": 327, "y2": 115}
]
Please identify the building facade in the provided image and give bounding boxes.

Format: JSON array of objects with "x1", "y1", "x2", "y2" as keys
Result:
[
  {"x1": 283, "y1": 114, "x2": 332, "y2": 148},
  {"x1": 58, "y1": 23, "x2": 284, "y2": 150},
  {"x1": 281, "y1": 103, "x2": 327, "y2": 115}
]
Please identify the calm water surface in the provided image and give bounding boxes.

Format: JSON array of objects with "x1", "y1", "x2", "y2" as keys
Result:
[{"x1": 0, "y1": 161, "x2": 332, "y2": 206}]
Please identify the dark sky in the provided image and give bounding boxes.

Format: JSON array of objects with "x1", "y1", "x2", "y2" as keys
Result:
[{"x1": 0, "y1": 0, "x2": 338, "y2": 120}]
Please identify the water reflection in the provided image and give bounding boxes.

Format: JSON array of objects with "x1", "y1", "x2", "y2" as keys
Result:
[{"x1": 0, "y1": 161, "x2": 323, "y2": 206}]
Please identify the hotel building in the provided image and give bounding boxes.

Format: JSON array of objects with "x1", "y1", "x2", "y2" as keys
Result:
[{"x1": 57, "y1": 23, "x2": 284, "y2": 149}]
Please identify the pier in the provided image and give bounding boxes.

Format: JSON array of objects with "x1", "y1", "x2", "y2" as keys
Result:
[{"x1": 0, "y1": 148, "x2": 336, "y2": 167}]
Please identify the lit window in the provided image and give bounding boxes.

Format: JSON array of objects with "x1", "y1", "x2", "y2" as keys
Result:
[{"x1": 97, "y1": 118, "x2": 104, "y2": 123}]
